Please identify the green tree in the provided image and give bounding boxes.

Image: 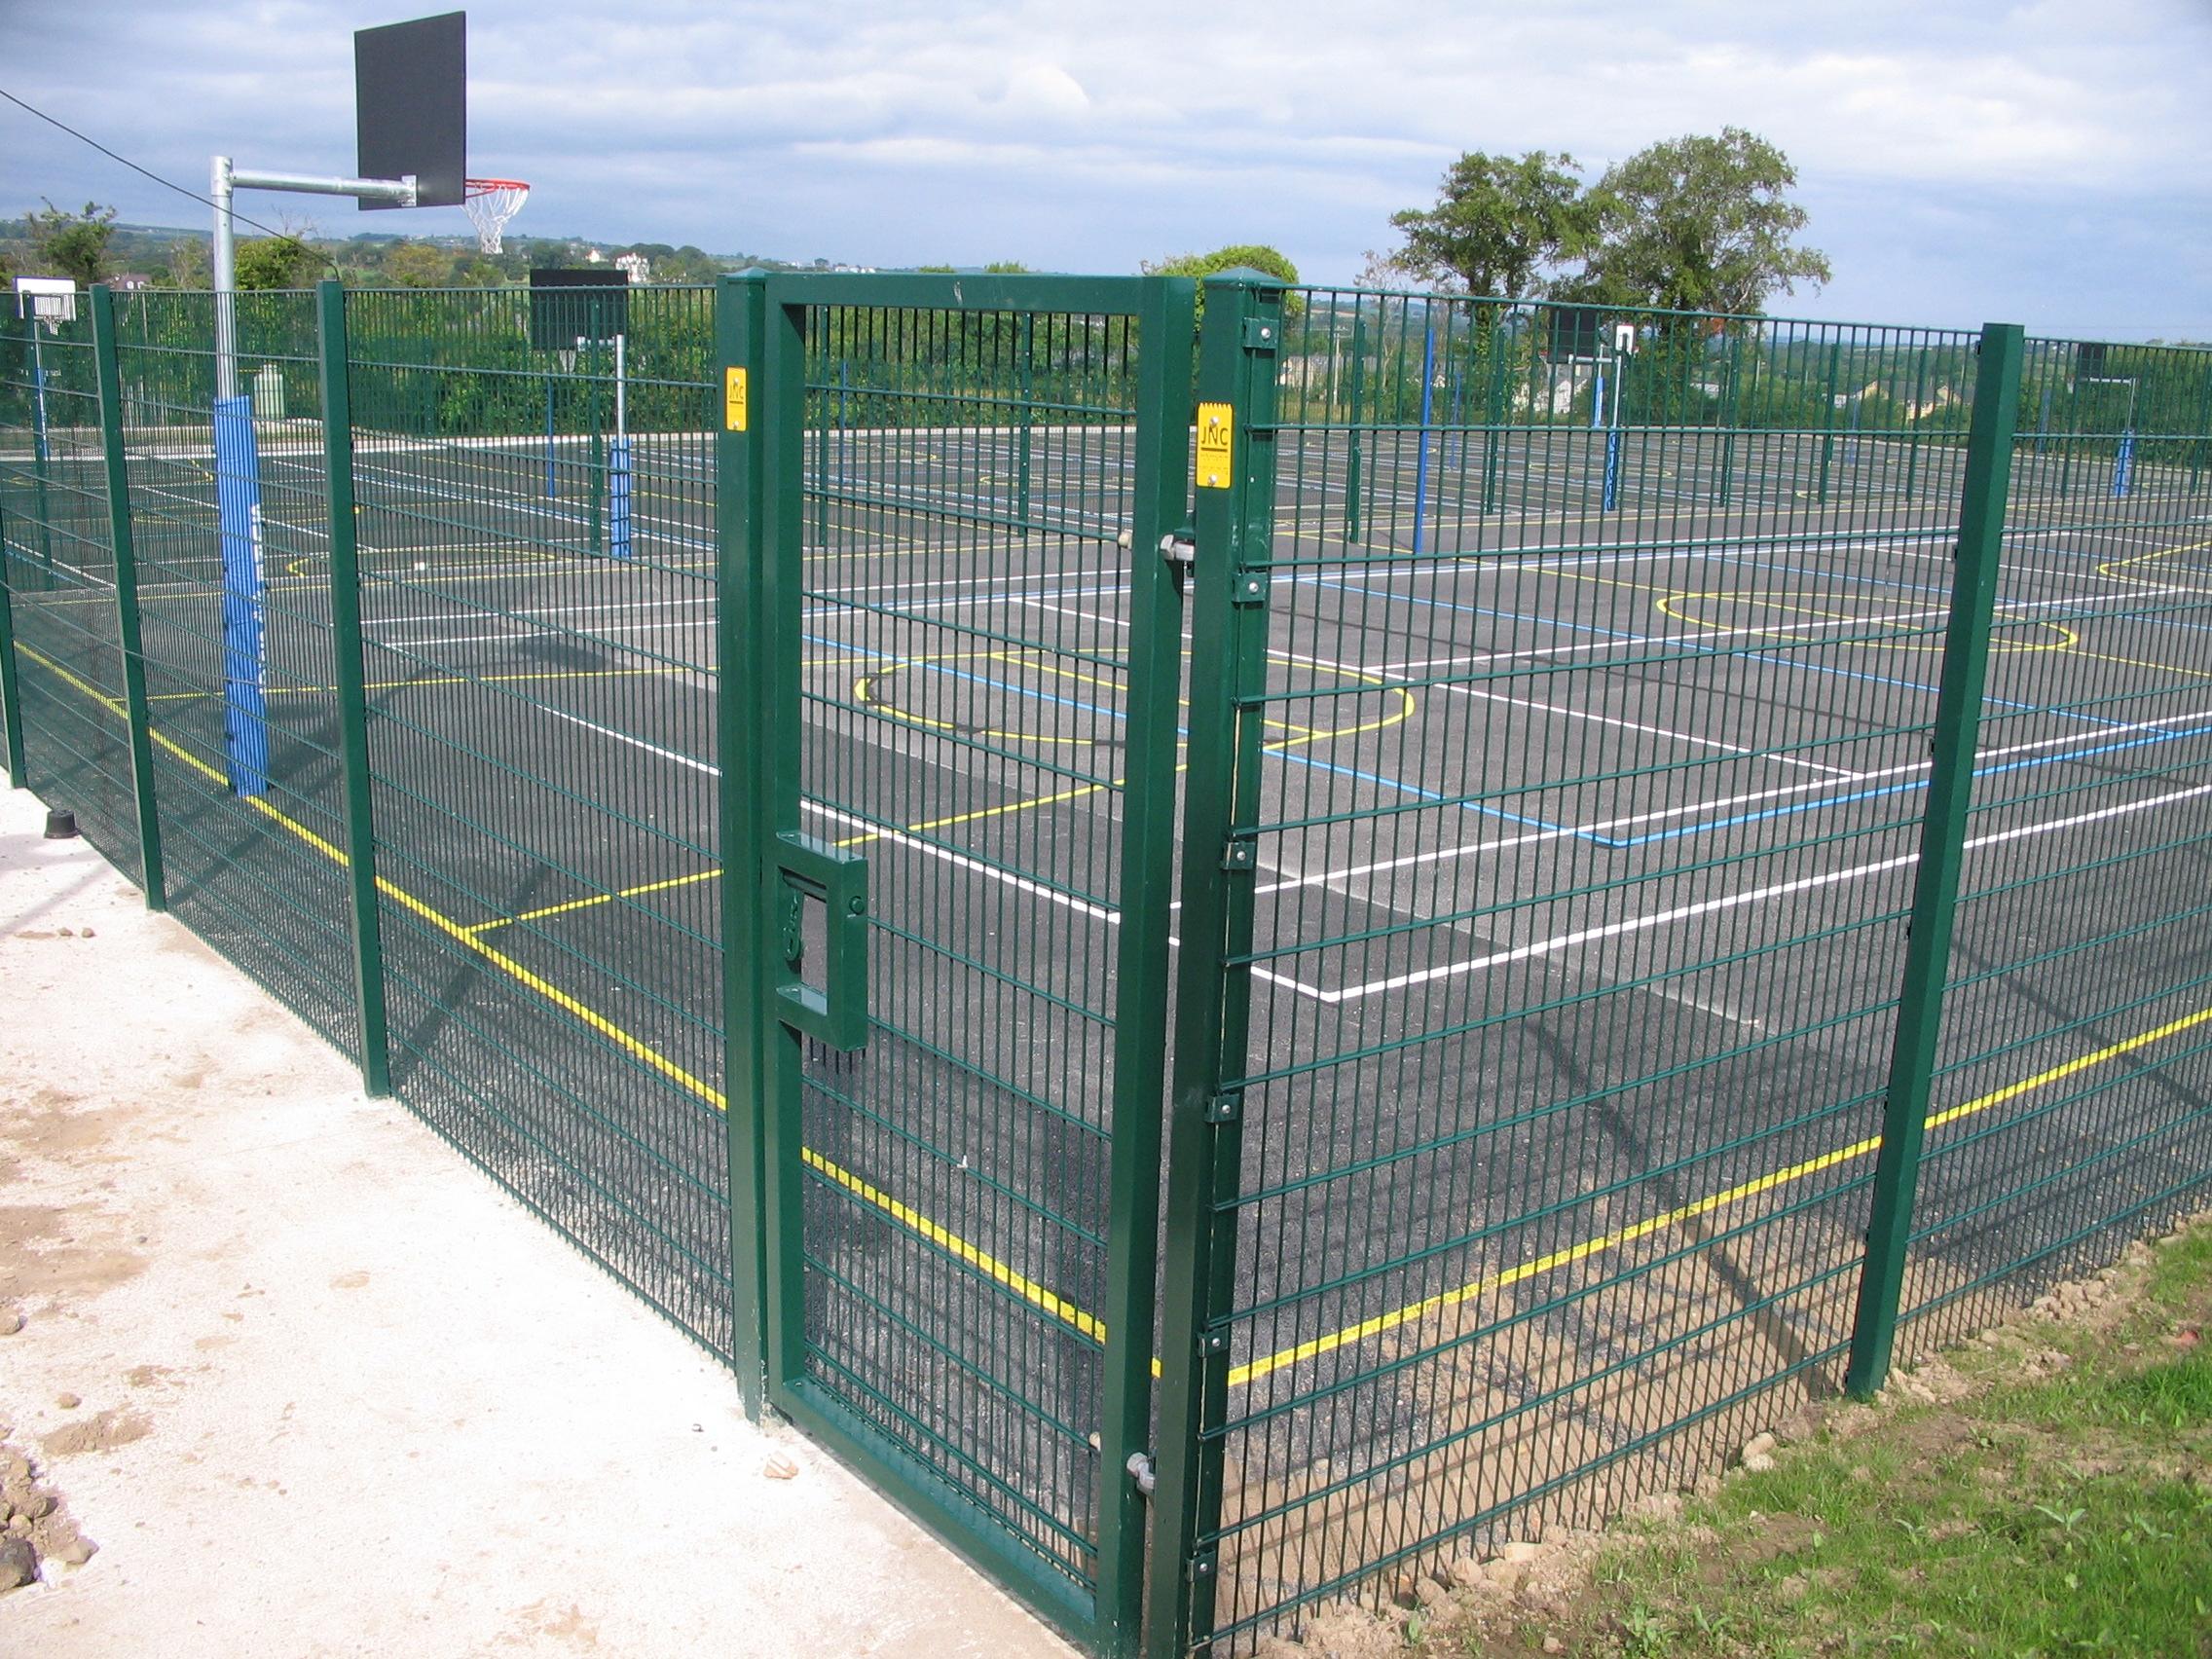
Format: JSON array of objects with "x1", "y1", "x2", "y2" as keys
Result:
[
  {"x1": 27, "y1": 199, "x2": 119, "y2": 288},
  {"x1": 1574, "y1": 129, "x2": 1829, "y2": 315},
  {"x1": 1144, "y1": 242, "x2": 1299, "y2": 287},
  {"x1": 1386, "y1": 151, "x2": 1593, "y2": 298},
  {"x1": 383, "y1": 241, "x2": 454, "y2": 288},
  {"x1": 233, "y1": 236, "x2": 323, "y2": 290}
]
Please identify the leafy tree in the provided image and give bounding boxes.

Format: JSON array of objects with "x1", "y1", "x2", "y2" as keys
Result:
[
  {"x1": 383, "y1": 241, "x2": 454, "y2": 288},
  {"x1": 1386, "y1": 151, "x2": 1593, "y2": 298},
  {"x1": 233, "y1": 236, "x2": 323, "y2": 290},
  {"x1": 162, "y1": 236, "x2": 210, "y2": 289},
  {"x1": 1144, "y1": 242, "x2": 1299, "y2": 287},
  {"x1": 1573, "y1": 129, "x2": 1829, "y2": 315},
  {"x1": 27, "y1": 199, "x2": 119, "y2": 288}
]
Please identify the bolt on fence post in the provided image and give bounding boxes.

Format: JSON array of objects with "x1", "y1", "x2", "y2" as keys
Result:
[
  {"x1": 714, "y1": 272, "x2": 771, "y2": 1419},
  {"x1": 1845, "y1": 321, "x2": 2026, "y2": 1400},
  {"x1": 1148, "y1": 271, "x2": 1284, "y2": 1659},
  {"x1": 314, "y1": 279, "x2": 393, "y2": 1098},
  {"x1": 0, "y1": 496, "x2": 24, "y2": 788},
  {"x1": 90, "y1": 284, "x2": 168, "y2": 911}
]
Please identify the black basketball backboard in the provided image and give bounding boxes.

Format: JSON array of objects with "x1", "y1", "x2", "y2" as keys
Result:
[
  {"x1": 355, "y1": 12, "x2": 466, "y2": 210},
  {"x1": 2076, "y1": 341, "x2": 2110, "y2": 377},
  {"x1": 1549, "y1": 306, "x2": 1604, "y2": 360},
  {"x1": 530, "y1": 269, "x2": 631, "y2": 350}
]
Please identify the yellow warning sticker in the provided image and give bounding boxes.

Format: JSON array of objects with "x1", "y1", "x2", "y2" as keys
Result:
[
  {"x1": 1196, "y1": 402, "x2": 1234, "y2": 489},
  {"x1": 724, "y1": 367, "x2": 749, "y2": 431}
]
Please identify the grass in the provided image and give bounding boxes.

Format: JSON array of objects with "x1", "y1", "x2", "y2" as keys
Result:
[{"x1": 1453, "y1": 1222, "x2": 2212, "y2": 1658}]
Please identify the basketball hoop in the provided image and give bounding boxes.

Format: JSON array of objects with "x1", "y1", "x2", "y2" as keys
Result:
[{"x1": 462, "y1": 178, "x2": 530, "y2": 254}]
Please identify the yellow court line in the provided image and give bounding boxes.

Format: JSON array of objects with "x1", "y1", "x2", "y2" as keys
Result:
[
  {"x1": 2094, "y1": 535, "x2": 2212, "y2": 590},
  {"x1": 15, "y1": 639, "x2": 1093, "y2": 1345},
  {"x1": 1227, "y1": 1001, "x2": 2212, "y2": 1387},
  {"x1": 465, "y1": 867, "x2": 720, "y2": 936}
]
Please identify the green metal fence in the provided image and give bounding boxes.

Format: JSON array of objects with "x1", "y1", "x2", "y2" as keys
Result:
[{"x1": 3, "y1": 275, "x2": 2209, "y2": 1657}]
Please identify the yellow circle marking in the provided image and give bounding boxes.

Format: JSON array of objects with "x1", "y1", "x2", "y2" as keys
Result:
[{"x1": 1658, "y1": 588, "x2": 2076, "y2": 654}]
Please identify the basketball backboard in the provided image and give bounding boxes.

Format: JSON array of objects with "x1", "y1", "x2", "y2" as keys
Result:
[
  {"x1": 356, "y1": 12, "x2": 467, "y2": 210},
  {"x1": 13, "y1": 276, "x2": 78, "y2": 329}
]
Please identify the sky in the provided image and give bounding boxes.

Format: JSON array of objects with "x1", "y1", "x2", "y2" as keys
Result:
[{"x1": 4, "y1": 0, "x2": 2209, "y2": 338}]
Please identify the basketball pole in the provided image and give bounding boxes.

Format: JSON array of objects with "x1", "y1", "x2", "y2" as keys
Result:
[{"x1": 209, "y1": 155, "x2": 417, "y2": 399}]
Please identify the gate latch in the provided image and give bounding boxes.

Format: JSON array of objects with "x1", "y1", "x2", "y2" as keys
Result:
[
  {"x1": 1160, "y1": 530, "x2": 1197, "y2": 596},
  {"x1": 1124, "y1": 1452, "x2": 1157, "y2": 1495}
]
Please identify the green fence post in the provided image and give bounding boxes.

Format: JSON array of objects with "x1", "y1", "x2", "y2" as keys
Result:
[
  {"x1": 0, "y1": 496, "x2": 23, "y2": 787},
  {"x1": 1148, "y1": 271, "x2": 1284, "y2": 1659},
  {"x1": 1903, "y1": 343, "x2": 1929, "y2": 503},
  {"x1": 1091, "y1": 273, "x2": 1198, "y2": 1659},
  {"x1": 314, "y1": 279, "x2": 393, "y2": 1098},
  {"x1": 1816, "y1": 338, "x2": 1840, "y2": 505},
  {"x1": 1015, "y1": 311, "x2": 1035, "y2": 527},
  {"x1": 1844, "y1": 321, "x2": 2026, "y2": 1399},
  {"x1": 89, "y1": 284, "x2": 167, "y2": 910},
  {"x1": 713, "y1": 271, "x2": 771, "y2": 1419},
  {"x1": 2191, "y1": 370, "x2": 2212, "y2": 494}
]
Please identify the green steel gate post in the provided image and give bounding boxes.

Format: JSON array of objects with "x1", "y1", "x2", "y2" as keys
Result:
[
  {"x1": 89, "y1": 285, "x2": 167, "y2": 910},
  {"x1": 713, "y1": 272, "x2": 771, "y2": 1419},
  {"x1": 1345, "y1": 308, "x2": 1366, "y2": 542},
  {"x1": 313, "y1": 280, "x2": 393, "y2": 1098},
  {"x1": 0, "y1": 497, "x2": 23, "y2": 787},
  {"x1": 1093, "y1": 273, "x2": 1198, "y2": 1659},
  {"x1": 1481, "y1": 313, "x2": 1507, "y2": 513},
  {"x1": 1149, "y1": 272, "x2": 1285, "y2": 1659},
  {"x1": 2057, "y1": 367, "x2": 2079, "y2": 498},
  {"x1": 2192, "y1": 370, "x2": 2212, "y2": 494},
  {"x1": 1844, "y1": 321, "x2": 2026, "y2": 1400},
  {"x1": 1817, "y1": 338, "x2": 1840, "y2": 505},
  {"x1": 1717, "y1": 329, "x2": 1741, "y2": 511}
]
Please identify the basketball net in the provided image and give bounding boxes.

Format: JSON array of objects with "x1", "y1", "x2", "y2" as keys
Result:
[{"x1": 463, "y1": 178, "x2": 531, "y2": 255}]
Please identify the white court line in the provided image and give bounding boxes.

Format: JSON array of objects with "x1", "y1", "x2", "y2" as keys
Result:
[
  {"x1": 1309, "y1": 781, "x2": 2212, "y2": 1006},
  {"x1": 1435, "y1": 680, "x2": 1862, "y2": 778}
]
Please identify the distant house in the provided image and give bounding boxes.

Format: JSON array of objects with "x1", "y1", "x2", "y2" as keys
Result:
[
  {"x1": 614, "y1": 251, "x2": 650, "y2": 284},
  {"x1": 111, "y1": 274, "x2": 152, "y2": 292}
]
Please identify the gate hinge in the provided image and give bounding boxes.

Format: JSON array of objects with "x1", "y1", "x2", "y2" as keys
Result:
[
  {"x1": 1204, "y1": 1089, "x2": 1243, "y2": 1124},
  {"x1": 1221, "y1": 834, "x2": 1258, "y2": 871},
  {"x1": 1188, "y1": 1546, "x2": 1220, "y2": 1584},
  {"x1": 1198, "y1": 1327, "x2": 1232, "y2": 1358},
  {"x1": 1242, "y1": 317, "x2": 1279, "y2": 353},
  {"x1": 1124, "y1": 1452, "x2": 1158, "y2": 1495},
  {"x1": 1230, "y1": 568, "x2": 1268, "y2": 607}
]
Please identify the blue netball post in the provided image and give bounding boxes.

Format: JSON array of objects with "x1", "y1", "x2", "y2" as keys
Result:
[{"x1": 213, "y1": 392, "x2": 269, "y2": 796}]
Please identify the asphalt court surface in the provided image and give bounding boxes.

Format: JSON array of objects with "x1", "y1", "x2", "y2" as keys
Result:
[{"x1": 9, "y1": 421, "x2": 2212, "y2": 1576}]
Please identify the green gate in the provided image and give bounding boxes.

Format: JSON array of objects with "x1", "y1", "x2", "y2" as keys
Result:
[{"x1": 719, "y1": 273, "x2": 1196, "y2": 1651}]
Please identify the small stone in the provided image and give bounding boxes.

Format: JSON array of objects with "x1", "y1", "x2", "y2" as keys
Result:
[
  {"x1": 50, "y1": 1535, "x2": 95, "y2": 1567},
  {"x1": 1742, "y1": 1432, "x2": 1779, "y2": 1462},
  {"x1": 1778, "y1": 1571, "x2": 1810, "y2": 1604},
  {"x1": 1482, "y1": 1558, "x2": 1523, "y2": 1589},
  {"x1": 1446, "y1": 1555, "x2": 1484, "y2": 1589},
  {"x1": 55, "y1": 928, "x2": 73, "y2": 939},
  {"x1": 79, "y1": 928, "x2": 94, "y2": 940},
  {"x1": 0, "y1": 1310, "x2": 21, "y2": 1337},
  {"x1": 0, "y1": 1535, "x2": 35, "y2": 1590},
  {"x1": 1543, "y1": 1638, "x2": 1566, "y2": 1655},
  {"x1": 13, "y1": 1493, "x2": 51, "y2": 1521},
  {"x1": 1743, "y1": 1452, "x2": 1777, "y2": 1473},
  {"x1": 5, "y1": 1516, "x2": 30, "y2": 1537},
  {"x1": 55, "y1": 1393, "x2": 80, "y2": 1411},
  {"x1": 762, "y1": 1453, "x2": 799, "y2": 1481},
  {"x1": 1500, "y1": 1539, "x2": 1541, "y2": 1565},
  {"x1": 1415, "y1": 1577, "x2": 1449, "y2": 1608}
]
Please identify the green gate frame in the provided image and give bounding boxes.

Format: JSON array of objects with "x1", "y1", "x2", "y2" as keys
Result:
[{"x1": 717, "y1": 271, "x2": 1196, "y2": 1656}]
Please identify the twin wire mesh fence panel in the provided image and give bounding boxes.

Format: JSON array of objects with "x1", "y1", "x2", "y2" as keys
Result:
[
  {"x1": 1897, "y1": 335, "x2": 2212, "y2": 1354},
  {"x1": 1146, "y1": 287, "x2": 2212, "y2": 1653},
  {"x1": 5, "y1": 277, "x2": 2212, "y2": 1659}
]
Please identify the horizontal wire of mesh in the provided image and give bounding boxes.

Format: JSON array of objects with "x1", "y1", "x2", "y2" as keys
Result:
[
  {"x1": 1899, "y1": 336, "x2": 2212, "y2": 1352},
  {"x1": 1206, "y1": 289, "x2": 1989, "y2": 1644},
  {"x1": 114, "y1": 290, "x2": 361, "y2": 1052},
  {"x1": 0, "y1": 309, "x2": 137, "y2": 879},
  {"x1": 342, "y1": 285, "x2": 734, "y2": 1356},
  {"x1": 791, "y1": 303, "x2": 1142, "y2": 1590}
]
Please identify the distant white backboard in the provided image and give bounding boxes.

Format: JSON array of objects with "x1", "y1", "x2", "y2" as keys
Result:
[{"x1": 13, "y1": 276, "x2": 78, "y2": 329}]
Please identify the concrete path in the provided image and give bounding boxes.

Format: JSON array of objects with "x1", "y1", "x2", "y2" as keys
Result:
[{"x1": 0, "y1": 777, "x2": 1074, "y2": 1658}]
